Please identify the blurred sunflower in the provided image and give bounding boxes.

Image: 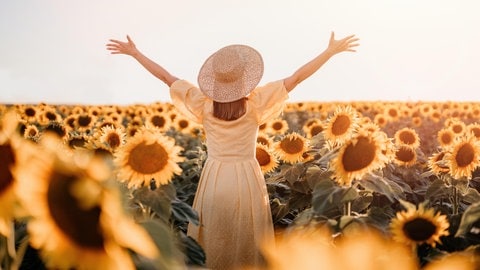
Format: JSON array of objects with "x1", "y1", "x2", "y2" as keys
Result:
[
  {"x1": 14, "y1": 134, "x2": 159, "y2": 269},
  {"x1": 383, "y1": 104, "x2": 401, "y2": 122},
  {"x1": 427, "y1": 151, "x2": 450, "y2": 175},
  {"x1": 445, "y1": 133, "x2": 480, "y2": 179},
  {"x1": 0, "y1": 111, "x2": 22, "y2": 237},
  {"x1": 330, "y1": 129, "x2": 390, "y2": 186},
  {"x1": 393, "y1": 145, "x2": 417, "y2": 167},
  {"x1": 75, "y1": 113, "x2": 97, "y2": 133},
  {"x1": 37, "y1": 106, "x2": 62, "y2": 126},
  {"x1": 411, "y1": 116, "x2": 422, "y2": 127},
  {"x1": 373, "y1": 113, "x2": 388, "y2": 128},
  {"x1": 390, "y1": 201, "x2": 449, "y2": 248},
  {"x1": 394, "y1": 127, "x2": 420, "y2": 149},
  {"x1": 255, "y1": 143, "x2": 278, "y2": 174},
  {"x1": 114, "y1": 128, "x2": 184, "y2": 188},
  {"x1": 422, "y1": 251, "x2": 478, "y2": 270},
  {"x1": 323, "y1": 106, "x2": 359, "y2": 147},
  {"x1": 302, "y1": 118, "x2": 321, "y2": 134},
  {"x1": 273, "y1": 132, "x2": 309, "y2": 164},
  {"x1": 268, "y1": 118, "x2": 289, "y2": 135}
]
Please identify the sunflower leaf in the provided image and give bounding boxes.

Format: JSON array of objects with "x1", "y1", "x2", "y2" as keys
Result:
[
  {"x1": 455, "y1": 201, "x2": 480, "y2": 238},
  {"x1": 171, "y1": 198, "x2": 199, "y2": 226},
  {"x1": 425, "y1": 178, "x2": 449, "y2": 202},
  {"x1": 359, "y1": 173, "x2": 404, "y2": 202}
]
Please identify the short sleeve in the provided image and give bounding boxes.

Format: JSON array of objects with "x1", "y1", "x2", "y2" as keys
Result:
[
  {"x1": 169, "y1": 80, "x2": 207, "y2": 124},
  {"x1": 249, "y1": 80, "x2": 289, "y2": 125}
]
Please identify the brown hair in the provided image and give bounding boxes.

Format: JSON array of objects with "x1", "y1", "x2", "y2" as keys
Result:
[{"x1": 213, "y1": 98, "x2": 247, "y2": 121}]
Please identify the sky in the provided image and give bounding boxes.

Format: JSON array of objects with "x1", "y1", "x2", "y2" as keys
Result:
[{"x1": 1, "y1": 0, "x2": 479, "y2": 105}]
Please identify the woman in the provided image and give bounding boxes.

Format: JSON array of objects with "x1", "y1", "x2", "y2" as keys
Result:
[{"x1": 106, "y1": 32, "x2": 359, "y2": 269}]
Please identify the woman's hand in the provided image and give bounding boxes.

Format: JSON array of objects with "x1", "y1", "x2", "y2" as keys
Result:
[
  {"x1": 106, "y1": 35, "x2": 139, "y2": 56},
  {"x1": 326, "y1": 32, "x2": 359, "y2": 55}
]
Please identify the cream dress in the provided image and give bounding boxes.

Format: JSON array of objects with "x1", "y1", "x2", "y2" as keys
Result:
[{"x1": 170, "y1": 79, "x2": 288, "y2": 270}]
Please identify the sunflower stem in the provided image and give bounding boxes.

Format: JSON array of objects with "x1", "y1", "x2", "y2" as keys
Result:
[
  {"x1": 452, "y1": 186, "x2": 459, "y2": 215},
  {"x1": 343, "y1": 201, "x2": 352, "y2": 216}
]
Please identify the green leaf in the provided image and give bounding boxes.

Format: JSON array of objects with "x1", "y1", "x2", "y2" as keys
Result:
[
  {"x1": 425, "y1": 178, "x2": 449, "y2": 202},
  {"x1": 171, "y1": 198, "x2": 199, "y2": 225},
  {"x1": 455, "y1": 201, "x2": 480, "y2": 237},
  {"x1": 360, "y1": 173, "x2": 404, "y2": 202},
  {"x1": 461, "y1": 188, "x2": 480, "y2": 204}
]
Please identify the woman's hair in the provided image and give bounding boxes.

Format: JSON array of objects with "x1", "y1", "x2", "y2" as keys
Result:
[{"x1": 213, "y1": 98, "x2": 247, "y2": 121}]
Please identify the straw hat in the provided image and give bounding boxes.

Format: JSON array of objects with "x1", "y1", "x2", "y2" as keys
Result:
[{"x1": 198, "y1": 44, "x2": 264, "y2": 102}]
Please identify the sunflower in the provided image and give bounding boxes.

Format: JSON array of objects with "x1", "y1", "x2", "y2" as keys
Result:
[
  {"x1": 444, "y1": 133, "x2": 480, "y2": 179},
  {"x1": 411, "y1": 116, "x2": 423, "y2": 127},
  {"x1": 466, "y1": 122, "x2": 480, "y2": 140},
  {"x1": 302, "y1": 118, "x2": 321, "y2": 134},
  {"x1": 447, "y1": 119, "x2": 466, "y2": 136},
  {"x1": 394, "y1": 127, "x2": 421, "y2": 149},
  {"x1": 373, "y1": 113, "x2": 388, "y2": 128},
  {"x1": 146, "y1": 112, "x2": 171, "y2": 132},
  {"x1": 172, "y1": 115, "x2": 196, "y2": 134},
  {"x1": 437, "y1": 128, "x2": 456, "y2": 149},
  {"x1": 329, "y1": 129, "x2": 390, "y2": 186},
  {"x1": 393, "y1": 145, "x2": 417, "y2": 167},
  {"x1": 75, "y1": 113, "x2": 97, "y2": 133},
  {"x1": 256, "y1": 132, "x2": 274, "y2": 147},
  {"x1": 88, "y1": 126, "x2": 126, "y2": 154},
  {"x1": 390, "y1": 201, "x2": 449, "y2": 247},
  {"x1": 268, "y1": 118, "x2": 289, "y2": 135},
  {"x1": 383, "y1": 104, "x2": 401, "y2": 122},
  {"x1": 114, "y1": 127, "x2": 184, "y2": 188},
  {"x1": 13, "y1": 134, "x2": 159, "y2": 269},
  {"x1": 273, "y1": 132, "x2": 309, "y2": 164},
  {"x1": 322, "y1": 105, "x2": 359, "y2": 147},
  {"x1": 305, "y1": 123, "x2": 324, "y2": 139},
  {"x1": 17, "y1": 104, "x2": 39, "y2": 123},
  {"x1": 427, "y1": 151, "x2": 450, "y2": 175},
  {"x1": 255, "y1": 143, "x2": 279, "y2": 174},
  {"x1": 23, "y1": 124, "x2": 40, "y2": 140}
]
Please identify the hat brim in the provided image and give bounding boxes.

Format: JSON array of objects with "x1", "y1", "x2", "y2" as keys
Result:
[{"x1": 198, "y1": 44, "x2": 264, "y2": 102}]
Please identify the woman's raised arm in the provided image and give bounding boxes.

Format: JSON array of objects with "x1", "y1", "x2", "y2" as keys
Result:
[
  {"x1": 106, "y1": 35, "x2": 178, "y2": 86},
  {"x1": 283, "y1": 31, "x2": 359, "y2": 92}
]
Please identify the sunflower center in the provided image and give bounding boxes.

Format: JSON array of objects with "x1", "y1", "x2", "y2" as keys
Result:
[
  {"x1": 128, "y1": 142, "x2": 168, "y2": 174},
  {"x1": 151, "y1": 116, "x2": 166, "y2": 128},
  {"x1": 178, "y1": 120, "x2": 189, "y2": 129},
  {"x1": 106, "y1": 133, "x2": 121, "y2": 148},
  {"x1": 280, "y1": 137, "x2": 304, "y2": 154},
  {"x1": 471, "y1": 127, "x2": 480, "y2": 138},
  {"x1": 396, "y1": 147, "x2": 415, "y2": 162},
  {"x1": 45, "y1": 123, "x2": 66, "y2": 138},
  {"x1": 402, "y1": 217, "x2": 436, "y2": 241},
  {"x1": 452, "y1": 124, "x2": 463, "y2": 134},
  {"x1": 0, "y1": 144, "x2": 15, "y2": 194},
  {"x1": 440, "y1": 133, "x2": 452, "y2": 145},
  {"x1": 455, "y1": 143, "x2": 475, "y2": 167},
  {"x1": 25, "y1": 107, "x2": 36, "y2": 117},
  {"x1": 310, "y1": 125, "x2": 323, "y2": 137},
  {"x1": 47, "y1": 171, "x2": 104, "y2": 249},
  {"x1": 332, "y1": 115, "x2": 351, "y2": 136},
  {"x1": 256, "y1": 147, "x2": 271, "y2": 166},
  {"x1": 78, "y1": 115, "x2": 92, "y2": 127},
  {"x1": 388, "y1": 109, "x2": 398, "y2": 118},
  {"x1": 272, "y1": 122, "x2": 284, "y2": 131},
  {"x1": 257, "y1": 137, "x2": 269, "y2": 146},
  {"x1": 342, "y1": 136, "x2": 376, "y2": 172},
  {"x1": 399, "y1": 131, "x2": 416, "y2": 145},
  {"x1": 45, "y1": 111, "x2": 57, "y2": 121}
]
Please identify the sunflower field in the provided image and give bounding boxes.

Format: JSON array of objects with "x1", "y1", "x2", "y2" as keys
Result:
[{"x1": 1, "y1": 100, "x2": 480, "y2": 269}]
